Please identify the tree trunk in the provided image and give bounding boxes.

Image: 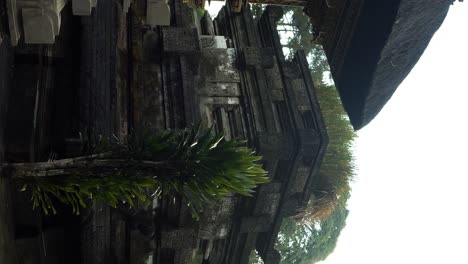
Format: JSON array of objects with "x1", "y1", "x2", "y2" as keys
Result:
[{"x1": 1, "y1": 153, "x2": 169, "y2": 178}]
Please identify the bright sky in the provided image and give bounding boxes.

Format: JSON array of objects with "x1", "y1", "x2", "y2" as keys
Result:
[
  {"x1": 320, "y1": 3, "x2": 468, "y2": 264},
  {"x1": 207, "y1": 2, "x2": 468, "y2": 263}
]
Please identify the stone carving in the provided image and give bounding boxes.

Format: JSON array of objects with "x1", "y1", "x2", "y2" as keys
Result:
[
  {"x1": 291, "y1": 79, "x2": 311, "y2": 112},
  {"x1": 265, "y1": 62, "x2": 284, "y2": 101}
]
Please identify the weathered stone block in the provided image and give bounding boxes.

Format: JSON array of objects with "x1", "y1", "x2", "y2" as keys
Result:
[
  {"x1": 22, "y1": 8, "x2": 57, "y2": 44},
  {"x1": 258, "y1": 182, "x2": 282, "y2": 193},
  {"x1": 280, "y1": 197, "x2": 300, "y2": 216},
  {"x1": 240, "y1": 47, "x2": 274, "y2": 69},
  {"x1": 265, "y1": 62, "x2": 284, "y2": 101},
  {"x1": 291, "y1": 166, "x2": 310, "y2": 194},
  {"x1": 283, "y1": 61, "x2": 301, "y2": 78},
  {"x1": 200, "y1": 49, "x2": 240, "y2": 83},
  {"x1": 162, "y1": 27, "x2": 200, "y2": 53},
  {"x1": 200, "y1": 11, "x2": 215, "y2": 35},
  {"x1": 146, "y1": 0, "x2": 170, "y2": 26},
  {"x1": 199, "y1": 82, "x2": 240, "y2": 97},
  {"x1": 258, "y1": 133, "x2": 292, "y2": 157},
  {"x1": 239, "y1": 216, "x2": 271, "y2": 233},
  {"x1": 161, "y1": 228, "x2": 197, "y2": 249},
  {"x1": 254, "y1": 192, "x2": 280, "y2": 215},
  {"x1": 199, "y1": 35, "x2": 227, "y2": 49},
  {"x1": 291, "y1": 79, "x2": 311, "y2": 112}
]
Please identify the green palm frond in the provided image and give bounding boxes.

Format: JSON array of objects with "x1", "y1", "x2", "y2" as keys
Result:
[{"x1": 14, "y1": 125, "x2": 268, "y2": 218}]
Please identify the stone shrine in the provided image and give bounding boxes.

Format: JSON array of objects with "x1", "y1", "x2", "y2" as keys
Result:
[{"x1": 0, "y1": 0, "x2": 456, "y2": 263}]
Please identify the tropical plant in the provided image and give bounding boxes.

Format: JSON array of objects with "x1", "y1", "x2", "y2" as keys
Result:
[
  {"x1": 276, "y1": 207, "x2": 349, "y2": 264},
  {"x1": 2, "y1": 126, "x2": 268, "y2": 218}
]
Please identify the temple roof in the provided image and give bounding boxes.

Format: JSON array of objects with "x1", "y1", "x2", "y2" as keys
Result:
[{"x1": 323, "y1": 0, "x2": 453, "y2": 130}]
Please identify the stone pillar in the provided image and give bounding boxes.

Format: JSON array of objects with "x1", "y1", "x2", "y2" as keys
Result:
[
  {"x1": 161, "y1": 228, "x2": 198, "y2": 264},
  {"x1": 19, "y1": 0, "x2": 68, "y2": 44},
  {"x1": 239, "y1": 47, "x2": 274, "y2": 69},
  {"x1": 7, "y1": 0, "x2": 98, "y2": 45},
  {"x1": 146, "y1": 0, "x2": 171, "y2": 26},
  {"x1": 6, "y1": 0, "x2": 20, "y2": 46},
  {"x1": 72, "y1": 0, "x2": 97, "y2": 16}
]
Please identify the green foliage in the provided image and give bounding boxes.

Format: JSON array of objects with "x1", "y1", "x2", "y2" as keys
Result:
[
  {"x1": 155, "y1": 126, "x2": 270, "y2": 216},
  {"x1": 26, "y1": 172, "x2": 155, "y2": 215},
  {"x1": 308, "y1": 83, "x2": 355, "y2": 217},
  {"x1": 248, "y1": 249, "x2": 265, "y2": 264},
  {"x1": 278, "y1": 7, "x2": 314, "y2": 56},
  {"x1": 15, "y1": 126, "x2": 268, "y2": 217},
  {"x1": 250, "y1": 3, "x2": 265, "y2": 20},
  {"x1": 276, "y1": 207, "x2": 348, "y2": 264}
]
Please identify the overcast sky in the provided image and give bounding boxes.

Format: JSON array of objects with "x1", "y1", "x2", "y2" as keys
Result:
[
  {"x1": 207, "y1": 2, "x2": 468, "y2": 263},
  {"x1": 320, "y1": 2, "x2": 468, "y2": 264}
]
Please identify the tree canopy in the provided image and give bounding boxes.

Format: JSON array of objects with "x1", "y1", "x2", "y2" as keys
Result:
[{"x1": 276, "y1": 207, "x2": 349, "y2": 264}]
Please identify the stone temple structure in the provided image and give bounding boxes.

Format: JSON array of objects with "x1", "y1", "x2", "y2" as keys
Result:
[
  {"x1": 5, "y1": 0, "x2": 169, "y2": 45},
  {"x1": 1, "y1": 1, "x2": 327, "y2": 263},
  {"x1": 0, "y1": 0, "x2": 457, "y2": 263},
  {"x1": 131, "y1": 3, "x2": 328, "y2": 263}
]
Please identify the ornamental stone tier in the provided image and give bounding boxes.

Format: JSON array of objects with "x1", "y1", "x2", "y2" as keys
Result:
[{"x1": 5, "y1": 0, "x2": 170, "y2": 46}]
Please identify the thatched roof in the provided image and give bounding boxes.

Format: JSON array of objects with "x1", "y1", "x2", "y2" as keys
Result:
[{"x1": 327, "y1": 0, "x2": 453, "y2": 130}]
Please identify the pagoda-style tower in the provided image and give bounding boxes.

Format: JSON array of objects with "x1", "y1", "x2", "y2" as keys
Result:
[{"x1": 229, "y1": 0, "x2": 457, "y2": 129}]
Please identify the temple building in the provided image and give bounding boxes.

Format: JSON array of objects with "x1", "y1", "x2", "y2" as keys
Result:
[
  {"x1": 0, "y1": 0, "x2": 457, "y2": 263},
  {"x1": 128, "y1": 2, "x2": 328, "y2": 263}
]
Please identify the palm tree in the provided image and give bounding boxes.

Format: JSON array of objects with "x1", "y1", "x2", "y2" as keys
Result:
[{"x1": 1, "y1": 126, "x2": 269, "y2": 217}]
